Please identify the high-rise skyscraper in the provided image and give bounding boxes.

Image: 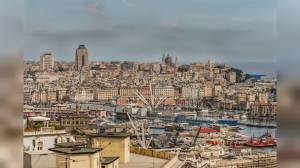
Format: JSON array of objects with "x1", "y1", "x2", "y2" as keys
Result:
[
  {"x1": 40, "y1": 53, "x2": 54, "y2": 71},
  {"x1": 75, "y1": 44, "x2": 88, "y2": 71}
]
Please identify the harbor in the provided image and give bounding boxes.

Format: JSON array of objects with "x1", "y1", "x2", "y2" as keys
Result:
[
  {"x1": 23, "y1": 51, "x2": 278, "y2": 168},
  {"x1": 112, "y1": 108, "x2": 277, "y2": 167}
]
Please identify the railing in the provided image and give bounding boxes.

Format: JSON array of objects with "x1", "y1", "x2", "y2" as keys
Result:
[
  {"x1": 130, "y1": 146, "x2": 176, "y2": 160},
  {"x1": 23, "y1": 129, "x2": 66, "y2": 136}
]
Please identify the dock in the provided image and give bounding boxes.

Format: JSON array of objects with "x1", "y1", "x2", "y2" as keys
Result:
[{"x1": 237, "y1": 121, "x2": 277, "y2": 128}]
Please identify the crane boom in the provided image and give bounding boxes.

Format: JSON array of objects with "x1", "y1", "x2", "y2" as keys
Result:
[
  {"x1": 126, "y1": 112, "x2": 145, "y2": 148},
  {"x1": 192, "y1": 127, "x2": 201, "y2": 147},
  {"x1": 135, "y1": 92, "x2": 151, "y2": 108},
  {"x1": 154, "y1": 96, "x2": 167, "y2": 108}
]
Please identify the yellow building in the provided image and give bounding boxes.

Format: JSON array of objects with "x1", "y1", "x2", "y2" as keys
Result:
[
  {"x1": 60, "y1": 114, "x2": 91, "y2": 129},
  {"x1": 101, "y1": 157, "x2": 119, "y2": 168},
  {"x1": 49, "y1": 147, "x2": 101, "y2": 168},
  {"x1": 204, "y1": 85, "x2": 213, "y2": 97},
  {"x1": 213, "y1": 85, "x2": 222, "y2": 97},
  {"x1": 153, "y1": 86, "x2": 175, "y2": 97},
  {"x1": 88, "y1": 133, "x2": 130, "y2": 164},
  {"x1": 47, "y1": 88, "x2": 57, "y2": 102},
  {"x1": 95, "y1": 88, "x2": 118, "y2": 100},
  {"x1": 227, "y1": 71, "x2": 236, "y2": 83},
  {"x1": 119, "y1": 88, "x2": 138, "y2": 97}
]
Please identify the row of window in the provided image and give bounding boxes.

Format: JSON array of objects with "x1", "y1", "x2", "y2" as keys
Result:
[
  {"x1": 32, "y1": 137, "x2": 72, "y2": 151},
  {"x1": 62, "y1": 120, "x2": 87, "y2": 125}
]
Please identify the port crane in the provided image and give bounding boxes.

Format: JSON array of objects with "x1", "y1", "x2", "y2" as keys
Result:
[
  {"x1": 191, "y1": 127, "x2": 202, "y2": 147},
  {"x1": 126, "y1": 112, "x2": 152, "y2": 148},
  {"x1": 126, "y1": 81, "x2": 166, "y2": 148}
]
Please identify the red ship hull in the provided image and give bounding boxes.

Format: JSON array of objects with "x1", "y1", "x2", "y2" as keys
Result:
[
  {"x1": 244, "y1": 139, "x2": 277, "y2": 148},
  {"x1": 244, "y1": 142, "x2": 277, "y2": 148},
  {"x1": 244, "y1": 131, "x2": 277, "y2": 148}
]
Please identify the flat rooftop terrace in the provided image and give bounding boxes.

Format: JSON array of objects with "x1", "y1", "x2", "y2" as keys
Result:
[{"x1": 120, "y1": 153, "x2": 169, "y2": 168}]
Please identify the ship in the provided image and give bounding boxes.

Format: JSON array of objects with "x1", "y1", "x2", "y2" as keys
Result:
[{"x1": 244, "y1": 131, "x2": 277, "y2": 147}]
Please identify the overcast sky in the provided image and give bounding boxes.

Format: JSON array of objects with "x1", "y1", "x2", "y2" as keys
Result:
[{"x1": 23, "y1": 0, "x2": 277, "y2": 64}]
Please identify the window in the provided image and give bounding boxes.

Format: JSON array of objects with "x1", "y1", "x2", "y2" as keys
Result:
[
  {"x1": 32, "y1": 139, "x2": 36, "y2": 149},
  {"x1": 54, "y1": 138, "x2": 58, "y2": 144},
  {"x1": 82, "y1": 56, "x2": 85, "y2": 66},
  {"x1": 66, "y1": 137, "x2": 70, "y2": 142},
  {"x1": 37, "y1": 141, "x2": 43, "y2": 151}
]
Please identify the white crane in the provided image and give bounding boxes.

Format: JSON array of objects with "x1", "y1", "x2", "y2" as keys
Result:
[
  {"x1": 126, "y1": 82, "x2": 166, "y2": 148},
  {"x1": 135, "y1": 82, "x2": 167, "y2": 111},
  {"x1": 126, "y1": 112, "x2": 152, "y2": 148}
]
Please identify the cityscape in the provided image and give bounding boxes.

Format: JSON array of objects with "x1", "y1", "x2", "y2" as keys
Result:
[{"x1": 23, "y1": 44, "x2": 277, "y2": 168}]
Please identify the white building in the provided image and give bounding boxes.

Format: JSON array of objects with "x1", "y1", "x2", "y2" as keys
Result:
[
  {"x1": 24, "y1": 128, "x2": 75, "y2": 152},
  {"x1": 40, "y1": 53, "x2": 54, "y2": 72},
  {"x1": 182, "y1": 87, "x2": 199, "y2": 98},
  {"x1": 24, "y1": 150, "x2": 56, "y2": 168},
  {"x1": 74, "y1": 90, "x2": 94, "y2": 102}
]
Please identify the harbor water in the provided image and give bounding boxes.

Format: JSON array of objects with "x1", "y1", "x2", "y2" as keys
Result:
[{"x1": 149, "y1": 119, "x2": 277, "y2": 153}]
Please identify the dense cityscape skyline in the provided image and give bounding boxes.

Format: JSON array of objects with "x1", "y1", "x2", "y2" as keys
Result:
[
  {"x1": 23, "y1": 43, "x2": 278, "y2": 167},
  {"x1": 25, "y1": 49, "x2": 277, "y2": 76}
]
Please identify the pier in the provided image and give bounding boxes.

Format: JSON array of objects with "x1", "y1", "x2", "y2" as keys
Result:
[{"x1": 237, "y1": 121, "x2": 277, "y2": 128}]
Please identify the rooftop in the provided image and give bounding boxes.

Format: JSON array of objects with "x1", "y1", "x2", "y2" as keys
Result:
[
  {"x1": 101, "y1": 157, "x2": 119, "y2": 165},
  {"x1": 120, "y1": 153, "x2": 169, "y2": 168},
  {"x1": 55, "y1": 142, "x2": 86, "y2": 148},
  {"x1": 28, "y1": 116, "x2": 50, "y2": 121},
  {"x1": 49, "y1": 147, "x2": 101, "y2": 154},
  {"x1": 89, "y1": 132, "x2": 130, "y2": 138},
  {"x1": 78, "y1": 44, "x2": 86, "y2": 49},
  {"x1": 23, "y1": 129, "x2": 66, "y2": 137},
  {"x1": 24, "y1": 150, "x2": 55, "y2": 155}
]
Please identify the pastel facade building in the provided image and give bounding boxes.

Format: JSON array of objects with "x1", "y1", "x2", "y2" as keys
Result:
[
  {"x1": 49, "y1": 147, "x2": 101, "y2": 168},
  {"x1": 40, "y1": 53, "x2": 54, "y2": 71},
  {"x1": 88, "y1": 133, "x2": 130, "y2": 164}
]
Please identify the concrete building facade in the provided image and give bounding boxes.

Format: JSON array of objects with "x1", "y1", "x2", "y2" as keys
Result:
[
  {"x1": 75, "y1": 44, "x2": 88, "y2": 71},
  {"x1": 40, "y1": 53, "x2": 54, "y2": 71},
  {"x1": 89, "y1": 133, "x2": 130, "y2": 164}
]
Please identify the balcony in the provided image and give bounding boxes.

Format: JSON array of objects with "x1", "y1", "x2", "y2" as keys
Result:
[{"x1": 23, "y1": 127, "x2": 66, "y2": 136}]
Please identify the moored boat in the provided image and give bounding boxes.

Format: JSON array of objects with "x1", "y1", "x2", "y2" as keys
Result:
[{"x1": 244, "y1": 131, "x2": 277, "y2": 147}]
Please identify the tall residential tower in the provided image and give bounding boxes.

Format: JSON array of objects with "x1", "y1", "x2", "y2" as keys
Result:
[
  {"x1": 40, "y1": 53, "x2": 54, "y2": 71},
  {"x1": 75, "y1": 44, "x2": 88, "y2": 71}
]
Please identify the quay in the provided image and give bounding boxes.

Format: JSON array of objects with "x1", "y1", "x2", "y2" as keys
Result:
[{"x1": 237, "y1": 121, "x2": 277, "y2": 128}]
